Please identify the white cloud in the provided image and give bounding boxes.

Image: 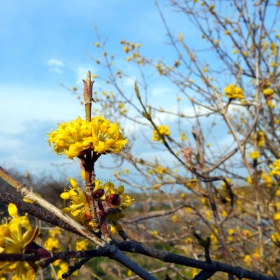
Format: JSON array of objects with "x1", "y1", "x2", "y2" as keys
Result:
[
  {"x1": 47, "y1": 59, "x2": 64, "y2": 67},
  {"x1": 46, "y1": 59, "x2": 64, "y2": 74}
]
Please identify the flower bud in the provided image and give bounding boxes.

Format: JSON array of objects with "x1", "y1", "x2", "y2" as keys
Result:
[
  {"x1": 106, "y1": 194, "x2": 121, "y2": 206},
  {"x1": 93, "y1": 189, "x2": 105, "y2": 199}
]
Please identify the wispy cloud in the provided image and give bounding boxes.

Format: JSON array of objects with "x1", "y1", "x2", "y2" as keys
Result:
[
  {"x1": 47, "y1": 59, "x2": 64, "y2": 67},
  {"x1": 46, "y1": 59, "x2": 64, "y2": 74}
]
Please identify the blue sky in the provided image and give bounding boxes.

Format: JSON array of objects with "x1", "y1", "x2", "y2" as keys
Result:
[
  {"x1": 0, "y1": 0, "x2": 246, "y2": 185},
  {"x1": 0, "y1": 0, "x2": 191, "y2": 180}
]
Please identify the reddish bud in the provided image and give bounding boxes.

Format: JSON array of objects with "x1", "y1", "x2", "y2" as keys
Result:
[
  {"x1": 93, "y1": 189, "x2": 105, "y2": 199},
  {"x1": 106, "y1": 194, "x2": 121, "y2": 206}
]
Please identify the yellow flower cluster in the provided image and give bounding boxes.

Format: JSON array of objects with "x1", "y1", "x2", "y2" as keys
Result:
[
  {"x1": 76, "y1": 239, "x2": 89, "y2": 251},
  {"x1": 61, "y1": 178, "x2": 134, "y2": 234},
  {"x1": 261, "y1": 171, "x2": 273, "y2": 187},
  {"x1": 269, "y1": 159, "x2": 280, "y2": 177},
  {"x1": 257, "y1": 131, "x2": 265, "y2": 147},
  {"x1": 0, "y1": 204, "x2": 37, "y2": 280},
  {"x1": 249, "y1": 150, "x2": 260, "y2": 160},
  {"x1": 262, "y1": 80, "x2": 274, "y2": 96},
  {"x1": 221, "y1": 178, "x2": 231, "y2": 190},
  {"x1": 180, "y1": 132, "x2": 187, "y2": 141},
  {"x1": 43, "y1": 237, "x2": 61, "y2": 252},
  {"x1": 120, "y1": 41, "x2": 144, "y2": 65},
  {"x1": 54, "y1": 261, "x2": 78, "y2": 279},
  {"x1": 224, "y1": 84, "x2": 244, "y2": 99},
  {"x1": 47, "y1": 116, "x2": 127, "y2": 159},
  {"x1": 152, "y1": 125, "x2": 170, "y2": 141},
  {"x1": 271, "y1": 231, "x2": 280, "y2": 243},
  {"x1": 60, "y1": 178, "x2": 93, "y2": 229}
]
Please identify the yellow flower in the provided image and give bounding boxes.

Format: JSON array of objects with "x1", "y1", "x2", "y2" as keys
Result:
[
  {"x1": 271, "y1": 232, "x2": 280, "y2": 243},
  {"x1": 228, "y1": 228, "x2": 234, "y2": 235},
  {"x1": 256, "y1": 131, "x2": 265, "y2": 147},
  {"x1": 44, "y1": 237, "x2": 61, "y2": 252},
  {"x1": 76, "y1": 240, "x2": 88, "y2": 251},
  {"x1": 263, "y1": 88, "x2": 274, "y2": 96},
  {"x1": 276, "y1": 189, "x2": 280, "y2": 196},
  {"x1": 118, "y1": 102, "x2": 125, "y2": 109},
  {"x1": 224, "y1": 30, "x2": 230, "y2": 35},
  {"x1": 192, "y1": 268, "x2": 199, "y2": 277},
  {"x1": 57, "y1": 262, "x2": 70, "y2": 279},
  {"x1": 267, "y1": 100, "x2": 275, "y2": 108},
  {"x1": 152, "y1": 125, "x2": 170, "y2": 141},
  {"x1": 242, "y1": 229, "x2": 252, "y2": 237},
  {"x1": 0, "y1": 204, "x2": 37, "y2": 280},
  {"x1": 221, "y1": 178, "x2": 231, "y2": 189},
  {"x1": 123, "y1": 45, "x2": 129, "y2": 53},
  {"x1": 270, "y1": 61, "x2": 277, "y2": 68},
  {"x1": 172, "y1": 215, "x2": 178, "y2": 222},
  {"x1": 47, "y1": 116, "x2": 128, "y2": 159},
  {"x1": 274, "y1": 212, "x2": 280, "y2": 220},
  {"x1": 124, "y1": 169, "x2": 129, "y2": 174},
  {"x1": 8, "y1": 203, "x2": 18, "y2": 216},
  {"x1": 247, "y1": 177, "x2": 253, "y2": 186},
  {"x1": 180, "y1": 132, "x2": 187, "y2": 141},
  {"x1": 244, "y1": 254, "x2": 252, "y2": 265},
  {"x1": 261, "y1": 172, "x2": 272, "y2": 187},
  {"x1": 249, "y1": 150, "x2": 260, "y2": 160},
  {"x1": 153, "y1": 230, "x2": 158, "y2": 236},
  {"x1": 224, "y1": 84, "x2": 244, "y2": 99},
  {"x1": 185, "y1": 237, "x2": 192, "y2": 244},
  {"x1": 61, "y1": 178, "x2": 93, "y2": 228},
  {"x1": 201, "y1": 197, "x2": 207, "y2": 205},
  {"x1": 221, "y1": 210, "x2": 227, "y2": 218}
]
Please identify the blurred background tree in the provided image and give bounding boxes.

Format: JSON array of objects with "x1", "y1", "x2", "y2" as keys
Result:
[{"x1": 67, "y1": 0, "x2": 280, "y2": 277}]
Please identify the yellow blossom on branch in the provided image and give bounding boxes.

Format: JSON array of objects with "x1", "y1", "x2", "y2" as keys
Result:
[
  {"x1": 76, "y1": 239, "x2": 89, "y2": 251},
  {"x1": 256, "y1": 131, "x2": 265, "y2": 147},
  {"x1": 152, "y1": 125, "x2": 170, "y2": 141},
  {"x1": 247, "y1": 177, "x2": 253, "y2": 186},
  {"x1": 271, "y1": 232, "x2": 280, "y2": 243},
  {"x1": 269, "y1": 159, "x2": 280, "y2": 177},
  {"x1": 244, "y1": 255, "x2": 252, "y2": 265},
  {"x1": 47, "y1": 116, "x2": 127, "y2": 159},
  {"x1": 263, "y1": 88, "x2": 274, "y2": 96},
  {"x1": 274, "y1": 212, "x2": 280, "y2": 220},
  {"x1": 180, "y1": 132, "x2": 187, "y2": 141},
  {"x1": 261, "y1": 172, "x2": 273, "y2": 187},
  {"x1": 224, "y1": 84, "x2": 244, "y2": 99},
  {"x1": 249, "y1": 150, "x2": 260, "y2": 160},
  {"x1": 172, "y1": 215, "x2": 178, "y2": 222},
  {"x1": 0, "y1": 204, "x2": 38, "y2": 280},
  {"x1": 43, "y1": 237, "x2": 61, "y2": 252}
]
